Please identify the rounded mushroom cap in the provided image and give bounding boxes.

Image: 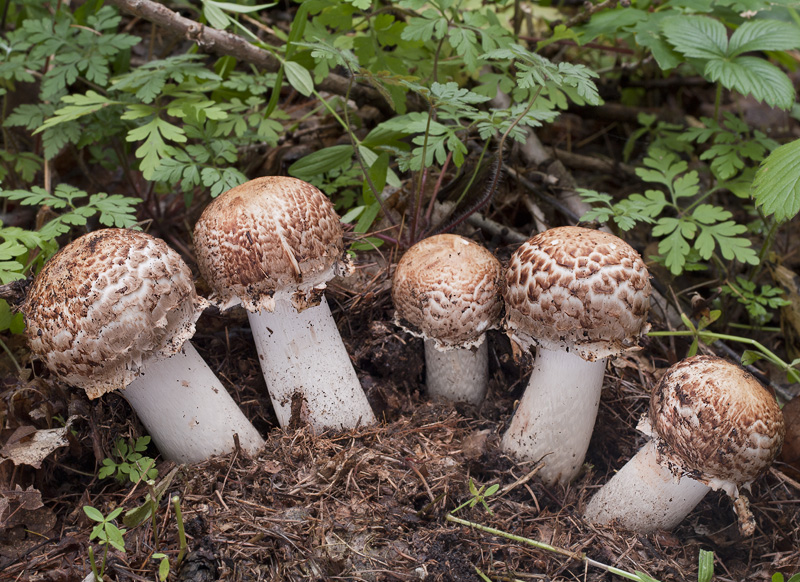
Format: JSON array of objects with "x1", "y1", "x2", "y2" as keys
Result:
[
  {"x1": 193, "y1": 176, "x2": 352, "y2": 312},
  {"x1": 649, "y1": 355, "x2": 785, "y2": 497},
  {"x1": 392, "y1": 234, "x2": 504, "y2": 349},
  {"x1": 504, "y1": 226, "x2": 651, "y2": 361},
  {"x1": 22, "y1": 229, "x2": 207, "y2": 400}
]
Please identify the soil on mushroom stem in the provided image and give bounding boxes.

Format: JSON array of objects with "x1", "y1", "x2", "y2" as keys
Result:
[{"x1": 0, "y1": 268, "x2": 798, "y2": 582}]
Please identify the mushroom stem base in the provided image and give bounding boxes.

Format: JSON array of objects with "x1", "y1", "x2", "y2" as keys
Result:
[
  {"x1": 122, "y1": 342, "x2": 265, "y2": 463},
  {"x1": 425, "y1": 339, "x2": 488, "y2": 405},
  {"x1": 248, "y1": 296, "x2": 376, "y2": 432},
  {"x1": 501, "y1": 348, "x2": 606, "y2": 485},
  {"x1": 584, "y1": 439, "x2": 710, "y2": 532}
]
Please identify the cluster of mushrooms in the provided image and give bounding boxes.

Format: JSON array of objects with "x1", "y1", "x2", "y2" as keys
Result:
[{"x1": 21, "y1": 176, "x2": 785, "y2": 536}]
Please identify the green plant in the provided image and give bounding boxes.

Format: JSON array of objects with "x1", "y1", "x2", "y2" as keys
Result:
[
  {"x1": 648, "y1": 310, "x2": 800, "y2": 384},
  {"x1": 721, "y1": 276, "x2": 791, "y2": 327},
  {"x1": 98, "y1": 436, "x2": 158, "y2": 484},
  {"x1": 580, "y1": 146, "x2": 760, "y2": 276},
  {"x1": 573, "y1": 2, "x2": 800, "y2": 115},
  {"x1": 84, "y1": 505, "x2": 127, "y2": 581},
  {"x1": 772, "y1": 574, "x2": 800, "y2": 582}
]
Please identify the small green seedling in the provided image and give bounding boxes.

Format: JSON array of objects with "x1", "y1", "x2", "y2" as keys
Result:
[
  {"x1": 84, "y1": 505, "x2": 127, "y2": 581},
  {"x1": 98, "y1": 436, "x2": 158, "y2": 484},
  {"x1": 451, "y1": 478, "x2": 500, "y2": 515},
  {"x1": 772, "y1": 575, "x2": 800, "y2": 582}
]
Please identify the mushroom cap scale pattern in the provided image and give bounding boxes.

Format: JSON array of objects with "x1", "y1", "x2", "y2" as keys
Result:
[
  {"x1": 649, "y1": 355, "x2": 785, "y2": 497},
  {"x1": 22, "y1": 229, "x2": 206, "y2": 399},
  {"x1": 504, "y1": 226, "x2": 651, "y2": 361},
  {"x1": 193, "y1": 176, "x2": 352, "y2": 313},
  {"x1": 392, "y1": 234, "x2": 504, "y2": 349}
]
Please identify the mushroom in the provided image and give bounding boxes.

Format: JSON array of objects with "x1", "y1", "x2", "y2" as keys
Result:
[
  {"x1": 193, "y1": 176, "x2": 375, "y2": 432},
  {"x1": 21, "y1": 228, "x2": 265, "y2": 463},
  {"x1": 501, "y1": 226, "x2": 651, "y2": 485},
  {"x1": 392, "y1": 234, "x2": 504, "y2": 405},
  {"x1": 584, "y1": 355, "x2": 785, "y2": 534}
]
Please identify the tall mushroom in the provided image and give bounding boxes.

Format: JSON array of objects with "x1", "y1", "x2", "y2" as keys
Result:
[
  {"x1": 21, "y1": 228, "x2": 265, "y2": 463},
  {"x1": 584, "y1": 355, "x2": 785, "y2": 534},
  {"x1": 392, "y1": 234, "x2": 504, "y2": 405},
  {"x1": 193, "y1": 176, "x2": 375, "y2": 432},
  {"x1": 502, "y1": 226, "x2": 651, "y2": 485}
]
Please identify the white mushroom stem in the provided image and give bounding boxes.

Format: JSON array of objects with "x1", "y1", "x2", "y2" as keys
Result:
[
  {"x1": 501, "y1": 347, "x2": 607, "y2": 485},
  {"x1": 248, "y1": 295, "x2": 376, "y2": 432},
  {"x1": 122, "y1": 342, "x2": 265, "y2": 464},
  {"x1": 584, "y1": 439, "x2": 710, "y2": 531},
  {"x1": 425, "y1": 339, "x2": 488, "y2": 405}
]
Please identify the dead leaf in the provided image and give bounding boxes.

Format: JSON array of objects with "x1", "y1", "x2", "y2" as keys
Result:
[{"x1": 0, "y1": 416, "x2": 76, "y2": 469}]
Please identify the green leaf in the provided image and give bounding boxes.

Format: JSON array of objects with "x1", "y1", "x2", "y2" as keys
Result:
[
  {"x1": 661, "y1": 15, "x2": 727, "y2": 60},
  {"x1": 697, "y1": 549, "x2": 714, "y2": 582},
  {"x1": 752, "y1": 138, "x2": 800, "y2": 222},
  {"x1": 704, "y1": 56, "x2": 795, "y2": 110},
  {"x1": 284, "y1": 61, "x2": 314, "y2": 96},
  {"x1": 289, "y1": 145, "x2": 354, "y2": 180},
  {"x1": 83, "y1": 506, "x2": 105, "y2": 522},
  {"x1": 728, "y1": 20, "x2": 800, "y2": 56}
]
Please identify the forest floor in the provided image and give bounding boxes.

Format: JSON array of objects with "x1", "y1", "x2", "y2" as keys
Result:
[{"x1": 2, "y1": 14, "x2": 800, "y2": 582}]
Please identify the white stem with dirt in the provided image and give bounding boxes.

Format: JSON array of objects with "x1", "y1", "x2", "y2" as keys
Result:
[
  {"x1": 584, "y1": 439, "x2": 710, "y2": 531},
  {"x1": 123, "y1": 342, "x2": 265, "y2": 463},
  {"x1": 425, "y1": 339, "x2": 488, "y2": 406},
  {"x1": 248, "y1": 295, "x2": 376, "y2": 432},
  {"x1": 501, "y1": 348, "x2": 606, "y2": 485}
]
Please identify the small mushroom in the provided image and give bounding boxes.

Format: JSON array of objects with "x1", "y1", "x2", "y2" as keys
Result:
[
  {"x1": 22, "y1": 229, "x2": 265, "y2": 463},
  {"x1": 392, "y1": 234, "x2": 504, "y2": 405},
  {"x1": 584, "y1": 355, "x2": 785, "y2": 534},
  {"x1": 193, "y1": 176, "x2": 375, "y2": 432},
  {"x1": 502, "y1": 226, "x2": 651, "y2": 485}
]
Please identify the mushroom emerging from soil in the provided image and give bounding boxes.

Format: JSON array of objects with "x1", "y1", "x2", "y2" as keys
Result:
[
  {"x1": 392, "y1": 234, "x2": 504, "y2": 405},
  {"x1": 584, "y1": 355, "x2": 785, "y2": 534},
  {"x1": 193, "y1": 176, "x2": 376, "y2": 432},
  {"x1": 502, "y1": 226, "x2": 652, "y2": 485},
  {"x1": 21, "y1": 228, "x2": 265, "y2": 463}
]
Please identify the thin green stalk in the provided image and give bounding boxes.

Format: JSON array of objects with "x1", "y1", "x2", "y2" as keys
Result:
[
  {"x1": 713, "y1": 82, "x2": 722, "y2": 123},
  {"x1": 648, "y1": 329, "x2": 800, "y2": 382},
  {"x1": 88, "y1": 545, "x2": 101, "y2": 582},
  {"x1": 445, "y1": 514, "x2": 657, "y2": 582},
  {"x1": 173, "y1": 495, "x2": 187, "y2": 566}
]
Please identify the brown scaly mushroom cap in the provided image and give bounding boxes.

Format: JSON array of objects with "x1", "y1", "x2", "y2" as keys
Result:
[
  {"x1": 647, "y1": 355, "x2": 785, "y2": 497},
  {"x1": 22, "y1": 229, "x2": 207, "y2": 400},
  {"x1": 504, "y1": 226, "x2": 652, "y2": 361},
  {"x1": 392, "y1": 234, "x2": 504, "y2": 350},
  {"x1": 193, "y1": 176, "x2": 353, "y2": 313}
]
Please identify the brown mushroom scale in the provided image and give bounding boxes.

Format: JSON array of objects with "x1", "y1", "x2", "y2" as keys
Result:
[
  {"x1": 194, "y1": 176, "x2": 350, "y2": 313},
  {"x1": 392, "y1": 234, "x2": 503, "y2": 404},
  {"x1": 585, "y1": 355, "x2": 785, "y2": 534},
  {"x1": 23, "y1": 229, "x2": 264, "y2": 463},
  {"x1": 193, "y1": 177, "x2": 375, "y2": 432},
  {"x1": 501, "y1": 226, "x2": 652, "y2": 485}
]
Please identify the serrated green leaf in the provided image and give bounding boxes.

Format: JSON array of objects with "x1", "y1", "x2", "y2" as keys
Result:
[
  {"x1": 705, "y1": 57, "x2": 794, "y2": 109},
  {"x1": 661, "y1": 15, "x2": 727, "y2": 60},
  {"x1": 753, "y1": 138, "x2": 800, "y2": 222},
  {"x1": 728, "y1": 20, "x2": 800, "y2": 56}
]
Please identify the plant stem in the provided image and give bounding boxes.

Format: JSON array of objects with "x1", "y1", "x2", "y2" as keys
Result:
[
  {"x1": 173, "y1": 495, "x2": 187, "y2": 566},
  {"x1": 648, "y1": 329, "x2": 800, "y2": 382},
  {"x1": 445, "y1": 514, "x2": 657, "y2": 582},
  {"x1": 713, "y1": 82, "x2": 722, "y2": 122}
]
